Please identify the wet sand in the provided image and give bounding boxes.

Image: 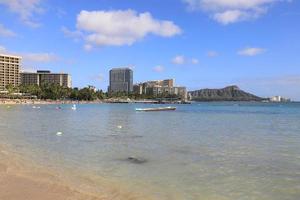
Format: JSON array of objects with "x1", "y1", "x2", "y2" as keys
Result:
[
  {"x1": 0, "y1": 145, "x2": 151, "y2": 200},
  {"x1": 0, "y1": 173, "x2": 91, "y2": 200},
  {"x1": 0, "y1": 146, "x2": 100, "y2": 200}
]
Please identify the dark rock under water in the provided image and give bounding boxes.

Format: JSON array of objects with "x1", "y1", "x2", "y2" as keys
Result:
[{"x1": 126, "y1": 156, "x2": 147, "y2": 164}]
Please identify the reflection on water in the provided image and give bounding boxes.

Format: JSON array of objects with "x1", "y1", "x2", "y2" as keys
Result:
[{"x1": 1, "y1": 102, "x2": 300, "y2": 199}]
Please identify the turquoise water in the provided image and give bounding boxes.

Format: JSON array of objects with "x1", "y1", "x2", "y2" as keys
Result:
[{"x1": 1, "y1": 102, "x2": 300, "y2": 199}]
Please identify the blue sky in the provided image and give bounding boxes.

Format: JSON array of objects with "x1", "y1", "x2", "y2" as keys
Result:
[{"x1": 0, "y1": 0, "x2": 300, "y2": 99}]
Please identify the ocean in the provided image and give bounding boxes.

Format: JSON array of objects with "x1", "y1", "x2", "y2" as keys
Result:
[{"x1": 1, "y1": 102, "x2": 300, "y2": 199}]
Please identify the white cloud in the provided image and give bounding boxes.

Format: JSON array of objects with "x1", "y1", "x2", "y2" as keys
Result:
[
  {"x1": 191, "y1": 0, "x2": 275, "y2": 10},
  {"x1": 172, "y1": 55, "x2": 185, "y2": 65},
  {"x1": 91, "y1": 73, "x2": 105, "y2": 82},
  {"x1": 238, "y1": 47, "x2": 266, "y2": 56},
  {"x1": 153, "y1": 65, "x2": 165, "y2": 72},
  {"x1": 55, "y1": 7, "x2": 67, "y2": 18},
  {"x1": 183, "y1": 0, "x2": 291, "y2": 24},
  {"x1": 213, "y1": 9, "x2": 254, "y2": 25},
  {"x1": 0, "y1": 45, "x2": 59, "y2": 63},
  {"x1": 172, "y1": 55, "x2": 199, "y2": 65},
  {"x1": 22, "y1": 53, "x2": 58, "y2": 63},
  {"x1": 0, "y1": 24, "x2": 16, "y2": 37},
  {"x1": 83, "y1": 44, "x2": 93, "y2": 51},
  {"x1": 207, "y1": 51, "x2": 218, "y2": 57},
  {"x1": 61, "y1": 26, "x2": 83, "y2": 42},
  {"x1": 65, "y1": 9, "x2": 181, "y2": 48},
  {"x1": 0, "y1": 0, "x2": 44, "y2": 27},
  {"x1": 0, "y1": 45, "x2": 7, "y2": 53},
  {"x1": 191, "y1": 58, "x2": 199, "y2": 64}
]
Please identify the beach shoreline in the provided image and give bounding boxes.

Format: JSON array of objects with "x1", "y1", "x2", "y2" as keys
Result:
[
  {"x1": 0, "y1": 98, "x2": 189, "y2": 105},
  {"x1": 0, "y1": 144, "x2": 104, "y2": 200},
  {"x1": 0, "y1": 144, "x2": 152, "y2": 200},
  {"x1": 0, "y1": 99, "x2": 104, "y2": 105}
]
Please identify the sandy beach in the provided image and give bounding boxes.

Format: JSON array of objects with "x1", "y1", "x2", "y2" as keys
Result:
[
  {"x1": 0, "y1": 145, "x2": 100, "y2": 200},
  {"x1": 0, "y1": 173, "x2": 91, "y2": 200},
  {"x1": 0, "y1": 98, "x2": 166, "y2": 105},
  {"x1": 0, "y1": 99, "x2": 104, "y2": 105},
  {"x1": 0, "y1": 145, "x2": 151, "y2": 200}
]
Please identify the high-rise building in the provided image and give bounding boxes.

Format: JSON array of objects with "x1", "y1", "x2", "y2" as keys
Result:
[
  {"x1": 0, "y1": 54, "x2": 21, "y2": 91},
  {"x1": 20, "y1": 70, "x2": 72, "y2": 88},
  {"x1": 109, "y1": 68, "x2": 133, "y2": 93}
]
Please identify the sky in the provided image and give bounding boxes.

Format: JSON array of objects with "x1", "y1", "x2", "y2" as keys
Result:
[{"x1": 0, "y1": 0, "x2": 300, "y2": 100}]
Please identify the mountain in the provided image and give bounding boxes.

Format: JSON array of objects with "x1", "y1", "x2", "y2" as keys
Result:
[{"x1": 188, "y1": 86, "x2": 264, "y2": 101}]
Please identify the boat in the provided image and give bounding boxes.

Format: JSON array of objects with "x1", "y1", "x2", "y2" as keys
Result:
[{"x1": 135, "y1": 106, "x2": 176, "y2": 112}]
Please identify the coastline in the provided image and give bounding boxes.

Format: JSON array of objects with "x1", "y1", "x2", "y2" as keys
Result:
[
  {"x1": 0, "y1": 99, "x2": 103, "y2": 105},
  {"x1": 1, "y1": 99, "x2": 296, "y2": 106},
  {"x1": 0, "y1": 98, "x2": 190, "y2": 105},
  {"x1": 0, "y1": 144, "x2": 153, "y2": 200}
]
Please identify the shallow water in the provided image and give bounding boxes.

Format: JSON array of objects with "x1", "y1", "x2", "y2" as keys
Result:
[{"x1": 1, "y1": 102, "x2": 300, "y2": 199}]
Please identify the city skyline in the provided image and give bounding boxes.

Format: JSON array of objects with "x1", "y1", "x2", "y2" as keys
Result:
[{"x1": 0, "y1": 0, "x2": 300, "y2": 100}]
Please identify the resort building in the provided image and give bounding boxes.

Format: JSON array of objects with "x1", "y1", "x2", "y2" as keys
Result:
[
  {"x1": 20, "y1": 70, "x2": 72, "y2": 88},
  {"x1": 109, "y1": 68, "x2": 133, "y2": 93},
  {"x1": 133, "y1": 78, "x2": 187, "y2": 100},
  {"x1": 133, "y1": 84, "x2": 143, "y2": 95},
  {"x1": 162, "y1": 79, "x2": 174, "y2": 87},
  {"x1": 143, "y1": 79, "x2": 174, "y2": 88},
  {"x1": 0, "y1": 54, "x2": 21, "y2": 91},
  {"x1": 134, "y1": 79, "x2": 175, "y2": 95},
  {"x1": 146, "y1": 86, "x2": 187, "y2": 100}
]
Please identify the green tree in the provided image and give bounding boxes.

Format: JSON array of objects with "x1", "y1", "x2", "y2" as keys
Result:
[
  {"x1": 95, "y1": 89, "x2": 105, "y2": 99},
  {"x1": 78, "y1": 87, "x2": 97, "y2": 101},
  {"x1": 5, "y1": 84, "x2": 18, "y2": 94}
]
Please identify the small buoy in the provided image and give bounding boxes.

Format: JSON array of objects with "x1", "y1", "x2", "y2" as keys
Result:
[
  {"x1": 56, "y1": 132, "x2": 63, "y2": 136},
  {"x1": 117, "y1": 125, "x2": 122, "y2": 129},
  {"x1": 71, "y1": 104, "x2": 77, "y2": 110}
]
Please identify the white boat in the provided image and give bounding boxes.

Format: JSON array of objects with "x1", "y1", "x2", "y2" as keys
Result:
[{"x1": 135, "y1": 106, "x2": 176, "y2": 112}]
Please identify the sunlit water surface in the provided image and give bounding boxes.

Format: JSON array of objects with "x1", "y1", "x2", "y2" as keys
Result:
[{"x1": 1, "y1": 102, "x2": 300, "y2": 199}]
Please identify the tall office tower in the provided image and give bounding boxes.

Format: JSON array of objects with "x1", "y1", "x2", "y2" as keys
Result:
[{"x1": 109, "y1": 68, "x2": 133, "y2": 93}]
